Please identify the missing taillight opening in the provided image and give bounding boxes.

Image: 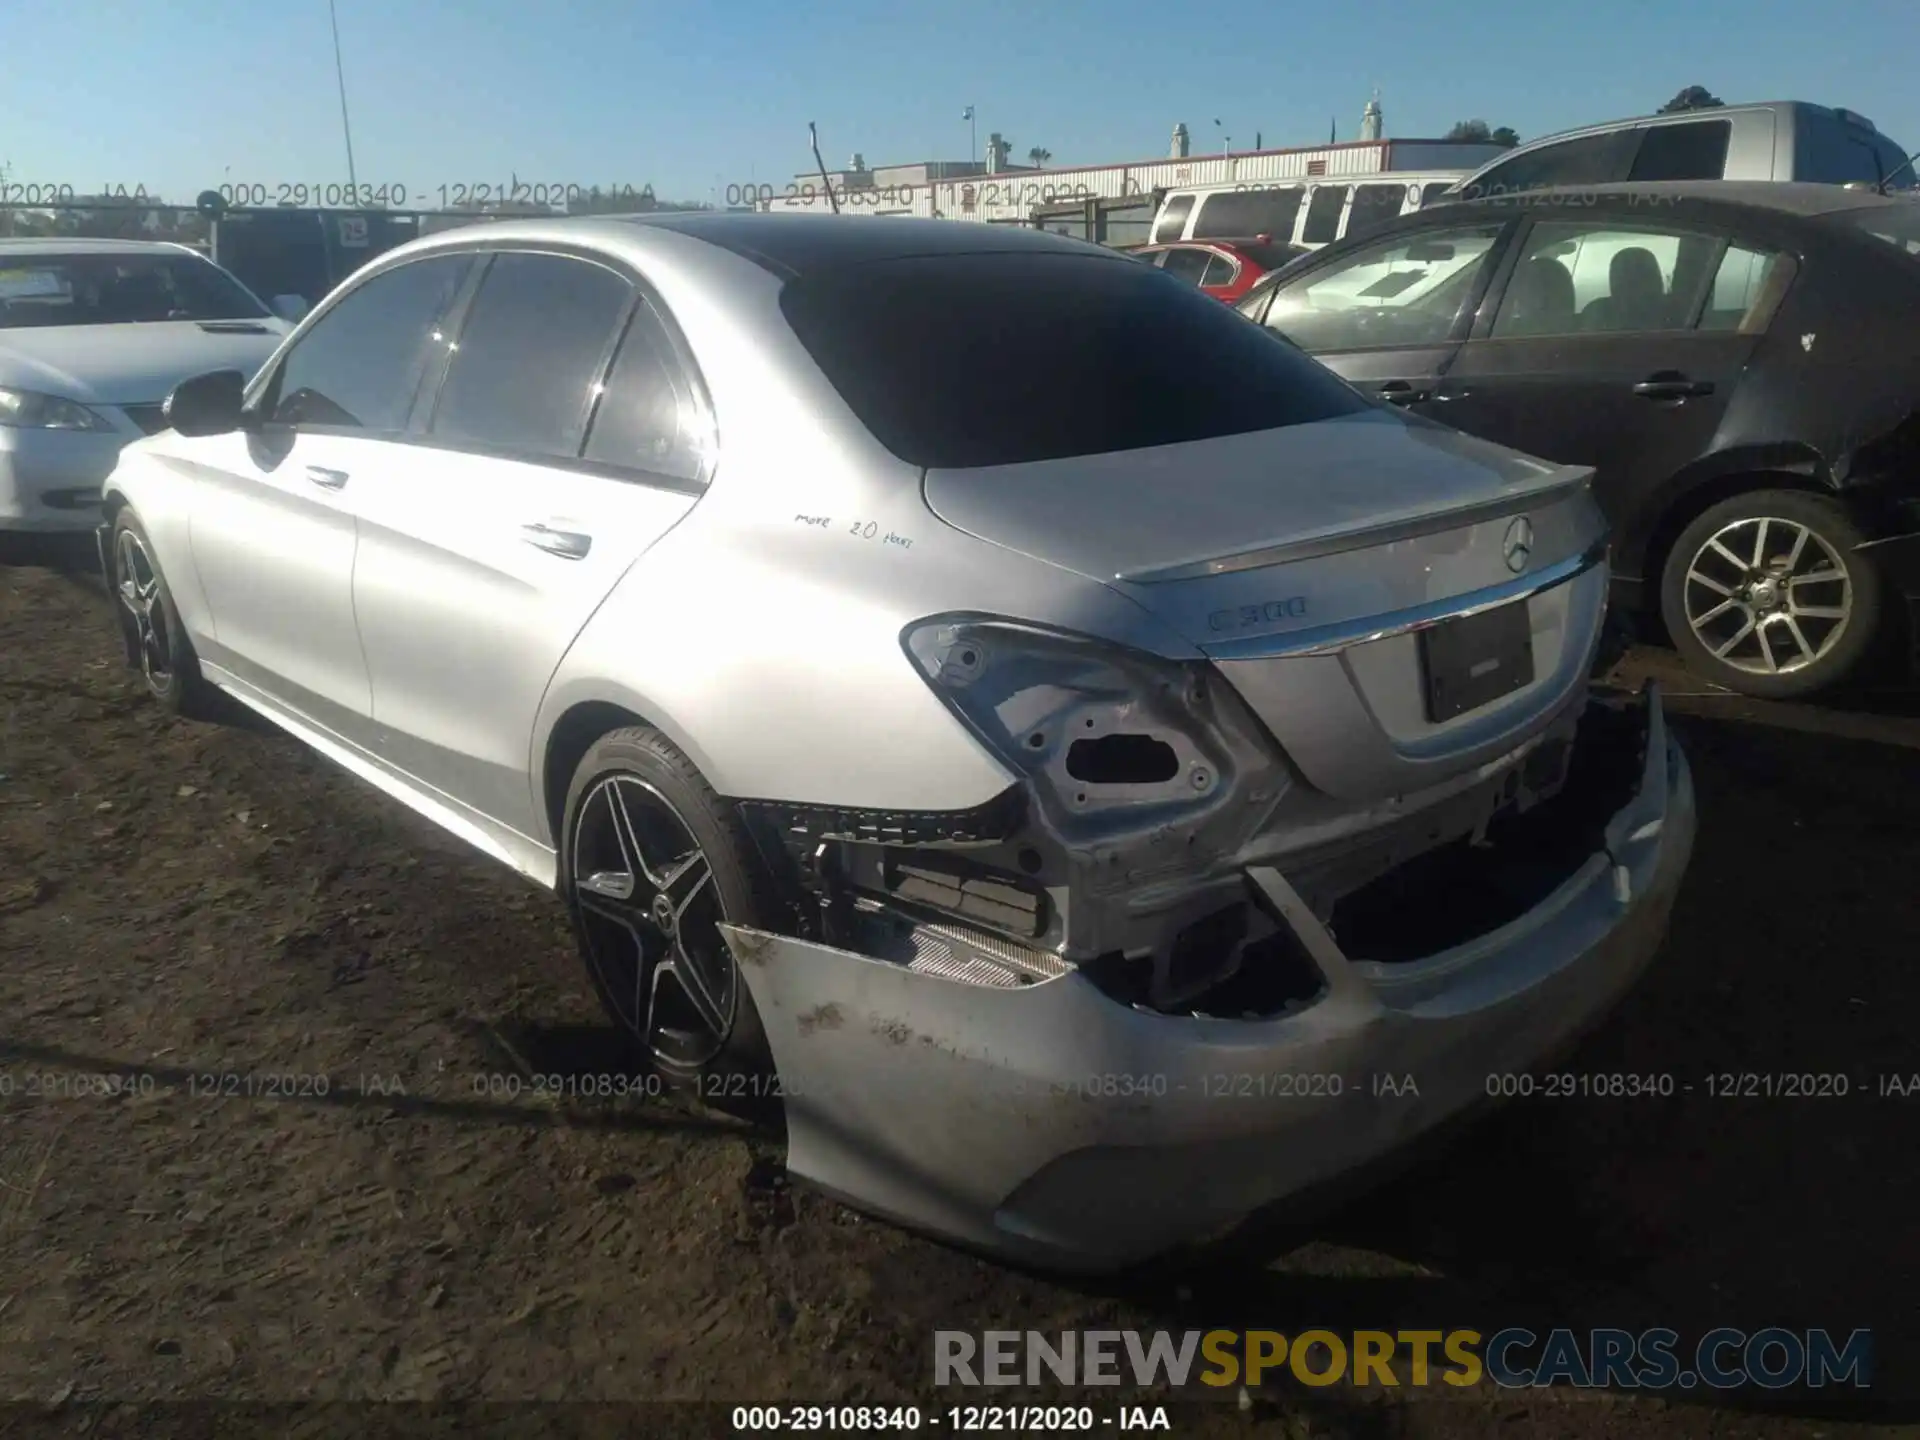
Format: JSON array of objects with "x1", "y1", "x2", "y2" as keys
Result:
[{"x1": 1066, "y1": 733, "x2": 1180, "y2": 785}]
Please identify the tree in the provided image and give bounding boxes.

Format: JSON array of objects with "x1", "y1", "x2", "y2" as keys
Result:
[
  {"x1": 1445, "y1": 119, "x2": 1519, "y2": 147},
  {"x1": 1659, "y1": 85, "x2": 1724, "y2": 114},
  {"x1": 1027, "y1": 146, "x2": 1052, "y2": 168}
]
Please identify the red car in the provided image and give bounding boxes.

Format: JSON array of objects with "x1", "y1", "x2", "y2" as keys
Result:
[{"x1": 1131, "y1": 236, "x2": 1309, "y2": 303}]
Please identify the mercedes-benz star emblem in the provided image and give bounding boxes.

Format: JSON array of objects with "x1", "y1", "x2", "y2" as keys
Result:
[{"x1": 1503, "y1": 516, "x2": 1534, "y2": 574}]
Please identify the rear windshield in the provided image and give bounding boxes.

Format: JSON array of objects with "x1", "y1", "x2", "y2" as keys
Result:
[
  {"x1": 0, "y1": 251, "x2": 268, "y2": 327},
  {"x1": 1833, "y1": 205, "x2": 1920, "y2": 256},
  {"x1": 778, "y1": 252, "x2": 1369, "y2": 469}
]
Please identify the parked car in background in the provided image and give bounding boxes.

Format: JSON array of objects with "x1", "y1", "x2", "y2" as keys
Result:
[
  {"x1": 1151, "y1": 172, "x2": 1471, "y2": 250},
  {"x1": 208, "y1": 206, "x2": 432, "y2": 310},
  {"x1": 1236, "y1": 181, "x2": 1920, "y2": 697},
  {"x1": 1443, "y1": 101, "x2": 1915, "y2": 201},
  {"x1": 98, "y1": 212, "x2": 1691, "y2": 1272},
  {"x1": 1131, "y1": 237, "x2": 1307, "y2": 301},
  {"x1": 0, "y1": 239, "x2": 298, "y2": 533}
]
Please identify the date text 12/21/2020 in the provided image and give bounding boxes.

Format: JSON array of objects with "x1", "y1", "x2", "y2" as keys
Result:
[
  {"x1": 0, "y1": 182, "x2": 658, "y2": 212},
  {"x1": 216, "y1": 181, "x2": 656, "y2": 212},
  {"x1": 731, "y1": 180, "x2": 1106, "y2": 208}
]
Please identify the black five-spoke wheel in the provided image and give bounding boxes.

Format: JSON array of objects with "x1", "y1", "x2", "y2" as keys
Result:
[
  {"x1": 115, "y1": 525, "x2": 175, "y2": 689},
  {"x1": 560, "y1": 726, "x2": 776, "y2": 1087},
  {"x1": 109, "y1": 510, "x2": 210, "y2": 716}
]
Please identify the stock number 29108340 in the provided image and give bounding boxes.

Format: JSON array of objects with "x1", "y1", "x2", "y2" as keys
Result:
[{"x1": 731, "y1": 1405, "x2": 923, "y2": 1430}]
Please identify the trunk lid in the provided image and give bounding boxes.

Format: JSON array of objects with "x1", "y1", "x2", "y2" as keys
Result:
[
  {"x1": 922, "y1": 410, "x2": 1588, "y2": 600},
  {"x1": 923, "y1": 411, "x2": 1610, "y2": 803}
]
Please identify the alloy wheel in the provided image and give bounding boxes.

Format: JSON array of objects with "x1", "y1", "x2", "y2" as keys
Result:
[
  {"x1": 114, "y1": 528, "x2": 174, "y2": 687},
  {"x1": 569, "y1": 774, "x2": 737, "y2": 1069},
  {"x1": 1681, "y1": 516, "x2": 1851, "y2": 677}
]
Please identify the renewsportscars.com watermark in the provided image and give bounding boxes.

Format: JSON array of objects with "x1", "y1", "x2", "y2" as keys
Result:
[{"x1": 934, "y1": 1328, "x2": 1873, "y2": 1391}]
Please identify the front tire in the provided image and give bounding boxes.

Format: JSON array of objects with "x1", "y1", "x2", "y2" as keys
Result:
[
  {"x1": 110, "y1": 508, "x2": 214, "y2": 718},
  {"x1": 558, "y1": 726, "x2": 778, "y2": 1095},
  {"x1": 1659, "y1": 489, "x2": 1883, "y2": 699}
]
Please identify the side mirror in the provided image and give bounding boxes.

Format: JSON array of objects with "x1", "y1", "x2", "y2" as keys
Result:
[
  {"x1": 164, "y1": 369, "x2": 247, "y2": 437},
  {"x1": 270, "y1": 293, "x2": 310, "y2": 323}
]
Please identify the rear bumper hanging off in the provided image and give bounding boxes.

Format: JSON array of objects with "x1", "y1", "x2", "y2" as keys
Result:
[{"x1": 720, "y1": 684, "x2": 1694, "y2": 1273}]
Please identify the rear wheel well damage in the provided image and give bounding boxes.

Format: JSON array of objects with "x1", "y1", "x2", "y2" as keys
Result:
[{"x1": 718, "y1": 670, "x2": 1663, "y2": 1027}]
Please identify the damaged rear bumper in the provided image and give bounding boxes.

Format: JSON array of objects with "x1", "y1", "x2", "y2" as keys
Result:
[{"x1": 719, "y1": 685, "x2": 1694, "y2": 1274}]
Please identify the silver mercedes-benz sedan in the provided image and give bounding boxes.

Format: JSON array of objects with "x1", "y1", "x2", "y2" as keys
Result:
[{"x1": 98, "y1": 213, "x2": 1694, "y2": 1273}]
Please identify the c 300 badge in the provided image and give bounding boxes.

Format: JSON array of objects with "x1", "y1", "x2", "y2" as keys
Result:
[{"x1": 1207, "y1": 596, "x2": 1309, "y2": 633}]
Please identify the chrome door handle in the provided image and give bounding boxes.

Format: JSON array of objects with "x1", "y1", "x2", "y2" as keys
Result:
[
  {"x1": 519, "y1": 522, "x2": 592, "y2": 560},
  {"x1": 304, "y1": 465, "x2": 349, "y2": 489}
]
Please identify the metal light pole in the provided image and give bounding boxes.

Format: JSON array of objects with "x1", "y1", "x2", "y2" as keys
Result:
[
  {"x1": 328, "y1": 0, "x2": 359, "y2": 190},
  {"x1": 1214, "y1": 118, "x2": 1230, "y2": 156},
  {"x1": 963, "y1": 105, "x2": 976, "y2": 163}
]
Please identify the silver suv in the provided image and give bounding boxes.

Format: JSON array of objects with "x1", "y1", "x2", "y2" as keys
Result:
[{"x1": 1449, "y1": 101, "x2": 1914, "y2": 200}]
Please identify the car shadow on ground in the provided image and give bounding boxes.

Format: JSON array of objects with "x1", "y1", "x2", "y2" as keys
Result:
[{"x1": 1107, "y1": 710, "x2": 1918, "y2": 1426}]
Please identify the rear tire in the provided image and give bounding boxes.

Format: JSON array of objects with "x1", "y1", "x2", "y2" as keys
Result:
[
  {"x1": 558, "y1": 725, "x2": 779, "y2": 1103},
  {"x1": 1659, "y1": 489, "x2": 1882, "y2": 699},
  {"x1": 109, "y1": 508, "x2": 215, "y2": 718}
]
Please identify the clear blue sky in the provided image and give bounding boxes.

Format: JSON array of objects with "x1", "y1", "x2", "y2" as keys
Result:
[{"x1": 9, "y1": 0, "x2": 1917, "y2": 206}]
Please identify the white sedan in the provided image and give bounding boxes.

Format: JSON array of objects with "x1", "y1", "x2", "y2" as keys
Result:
[{"x1": 0, "y1": 238, "x2": 303, "y2": 532}]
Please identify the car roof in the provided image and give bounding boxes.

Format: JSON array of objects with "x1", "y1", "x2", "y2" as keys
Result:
[
  {"x1": 607, "y1": 211, "x2": 1125, "y2": 278},
  {"x1": 1454, "y1": 180, "x2": 1910, "y2": 220},
  {"x1": 1479, "y1": 100, "x2": 1856, "y2": 157},
  {"x1": 0, "y1": 237, "x2": 199, "y2": 257}
]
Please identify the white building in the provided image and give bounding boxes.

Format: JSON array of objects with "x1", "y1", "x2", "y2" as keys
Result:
[{"x1": 755, "y1": 126, "x2": 1502, "y2": 228}]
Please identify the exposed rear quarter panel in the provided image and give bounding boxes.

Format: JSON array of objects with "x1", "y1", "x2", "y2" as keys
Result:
[{"x1": 534, "y1": 244, "x2": 1191, "y2": 823}]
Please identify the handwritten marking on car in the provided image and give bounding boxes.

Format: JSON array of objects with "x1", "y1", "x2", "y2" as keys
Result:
[
  {"x1": 840, "y1": 520, "x2": 913, "y2": 549},
  {"x1": 1207, "y1": 597, "x2": 1309, "y2": 633},
  {"x1": 794, "y1": 514, "x2": 831, "y2": 528}
]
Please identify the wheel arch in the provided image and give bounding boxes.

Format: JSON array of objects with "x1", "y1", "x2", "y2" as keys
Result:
[
  {"x1": 1630, "y1": 445, "x2": 1836, "y2": 613},
  {"x1": 538, "y1": 697, "x2": 658, "y2": 855}
]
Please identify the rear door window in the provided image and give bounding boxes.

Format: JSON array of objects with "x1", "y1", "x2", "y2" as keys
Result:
[
  {"x1": 778, "y1": 252, "x2": 1370, "y2": 469},
  {"x1": 1462, "y1": 130, "x2": 1639, "y2": 198},
  {"x1": 582, "y1": 298, "x2": 713, "y2": 482},
  {"x1": 1198, "y1": 253, "x2": 1237, "y2": 287},
  {"x1": 1627, "y1": 119, "x2": 1733, "y2": 181},
  {"x1": 1345, "y1": 184, "x2": 1409, "y2": 240},
  {"x1": 1301, "y1": 185, "x2": 1349, "y2": 244},
  {"x1": 428, "y1": 251, "x2": 634, "y2": 460},
  {"x1": 1190, "y1": 187, "x2": 1305, "y2": 242},
  {"x1": 1159, "y1": 248, "x2": 1212, "y2": 284},
  {"x1": 1151, "y1": 194, "x2": 1195, "y2": 243},
  {"x1": 1488, "y1": 221, "x2": 1723, "y2": 338},
  {"x1": 1697, "y1": 243, "x2": 1796, "y2": 333}
]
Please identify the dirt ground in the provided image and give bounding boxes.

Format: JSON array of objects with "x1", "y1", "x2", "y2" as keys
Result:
[{"x1": 1, "y1": 539, "x2": 1916, "y2": 1439}]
